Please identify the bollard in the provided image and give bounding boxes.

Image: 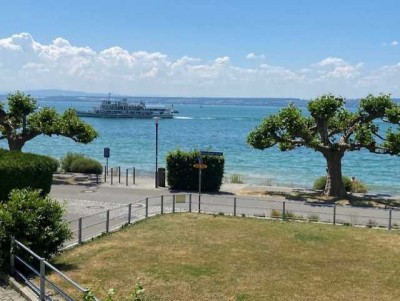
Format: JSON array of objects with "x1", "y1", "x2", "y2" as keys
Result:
[
  {"x1": 106, "y1": 210, "x2": 110, "y2": 233},
  {"x1": 282, "y1": 202, "x2": 286, "y2": 221},
  {"x1": 333, "y1": 205, "x2": 336, "y2": 225},
  {"x1": 173, "y1": 195, "x2": 176, "y2": 213},
  {"x1": 111, "y1": 168, "x2": 113, "y2": 185},
  {"x1": 234, "y1": 197, "x2": 237, "y2": 216},
  {"x1": 161, "y1": 195, "x2": 164, "y2": 214},
  {"x1": 189, "y1": 194, "x2": 192, "y2": 213},
  {"x1": 198, "y1": 194, "x2": 201, "y2": 213},
  {"x1": 126, "y1": 169, "x2": 128, "y2": 186},
  {"x1": 389, "y1": 209, "x2": 392, "y2": 230},
  {"x1": 78, "y1": 218, "x2": 83, "y2": 244},
  {"x1": 128, "y1": 204, "x2": 132, "y2": 224},
  {"x1": 133, "y1": 167, "x2": 136, "y2": 184},
  {"x1": 118, "y1": 166, "x2": 121, "y2": 183},
  {"x1": 145, "y1": 198, "x2": 149, "y2": 217}
]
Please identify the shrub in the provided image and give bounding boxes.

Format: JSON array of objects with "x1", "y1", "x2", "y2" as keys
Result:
[
  {"x1": 0, "y1": 148, "x2": 8, "y2": 156},
  {"x1": 313, "y1": 175, "x2": 367, "y2": 193},
  {"x1": 230, "y1": 174, "x2": 244, "y2": 184},
  {"x1": 0, "y1": 151, "x2": 58, "y2": 201},
  {"x1": 308, "y1": 214, "x2": 320, "y2": 222},
  {"x1": 61, "y1": 152, "x2": 83, "y2": 172},
  {"x1": 70, "y1": 157, "x2": 103, "y2": 174},
  {"x1": 61, "y1": 152, "x2": 102, "y2": 174},
  {"x1": 270, "y1": 209, "x2": 281, "y2": 219},
  {"x1": 351, "y1": 180, "x2": 368, "y2": 193},
  {"x1": 0, "y1": 189, "x2": 71, "y2": 269},
  {"x1": 166, "y1": 149, "x2": 224, "y2": 192}
]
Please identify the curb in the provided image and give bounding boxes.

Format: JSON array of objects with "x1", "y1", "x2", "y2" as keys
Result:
[{"x1": 9, "y1": 277, "x2": 39, "y2": 301}]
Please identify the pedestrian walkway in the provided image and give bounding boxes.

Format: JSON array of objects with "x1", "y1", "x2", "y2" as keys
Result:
[{"x1": 0, "y1": 283, "x2": 26, "y2": 301}]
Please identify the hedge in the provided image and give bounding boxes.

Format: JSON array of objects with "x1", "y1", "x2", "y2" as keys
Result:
[
  {"x1": 0, "y1": 150, "x2": 58, "y2": 201},
  {"x1": 166, "y1": 149, "x2": 224, "y2": 192}
]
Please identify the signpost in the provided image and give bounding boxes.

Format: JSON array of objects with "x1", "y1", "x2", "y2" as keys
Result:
[
  {"x1": 194, "y1": 150, "x2": 223, "y2": 212},
  {"x1": 193, "y1": 163, "x2": 207, "y2": 169},
  {"x1": 104, "y1": 147, "x2": 110, "y2": 175}
]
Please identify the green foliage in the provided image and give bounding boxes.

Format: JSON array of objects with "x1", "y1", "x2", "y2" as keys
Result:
[
  {"x1": 270, "y1": 209, "x2": 282, "y2": 219},
  {"x1": 131, "y1": 282, "x2": 146, "y2": 301},
  {"x1": 70, "y1": 157, "x2": 102, "y2": 174},
  {"x1": 313, "y1": 176, "x2": 367, "y2": 193},
  {"x1": 61, "y1": 152, "x2": 83, "y2": 171},
  {"x1": 307, "y1": 214, "x2": 320, "y2": 222},
  {"x1": 82, "y1": 282, "x2": 146, "y2": 301},
  {"x1": 350, "y1": 180, "x2": 368, "y2": 193},
  {"x1": 0, "y1": 148, "x2": 8, "y2": 156},
  {"x1": 230, "y1": 173, "x2": 244, "y2": 183},
  {"x1": 61, "y1": 152, "x2": 102, "y2": 174},
  {"x1": 0, "y1": 151, "x2": 58, "y2": 201},
  {"x1": 247, "y1": 93, "x2": 400, "y2": 197},
  {"x1": 0, "y1": 91, "x2": 98, "y2": 151},
  {"x1": 166, "y1": 149, "x2": 224, "y2": 192},
  {"x1": 7, "y1": 91, "x2": 37, "y2": 119},
  {"x1": 0, "y1": 189, "x2": 71, "y2": 268}
]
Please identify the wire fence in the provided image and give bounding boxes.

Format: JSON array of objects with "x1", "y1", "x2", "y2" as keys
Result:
[{"x1": 65, "y1": 194, "x2": 400, "y2": 247}]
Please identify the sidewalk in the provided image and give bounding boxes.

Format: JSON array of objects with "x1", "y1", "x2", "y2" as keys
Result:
[{"x1": 0, "y1": 284, "x2": 26, "y2": 301}]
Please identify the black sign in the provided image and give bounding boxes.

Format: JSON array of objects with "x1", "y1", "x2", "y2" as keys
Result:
[
  {"x1": 104, "y1": 147, "x2": 110, "y2": 158},
  {"x1": 200, "y1": 151, "x2": 223, "y2": 156}
]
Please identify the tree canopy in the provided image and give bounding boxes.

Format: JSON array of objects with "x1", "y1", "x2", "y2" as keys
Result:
[
  {"x1": 247, "y1": 94, "x2": 400, "y2": 197},
  {"x1": 0, "y1": 91, "x2": 98, "y2": 151}
]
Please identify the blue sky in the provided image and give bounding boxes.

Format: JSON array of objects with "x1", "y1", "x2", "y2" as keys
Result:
[{"x1": 0, "y1": 0, "x2": 399, "y2": 97}]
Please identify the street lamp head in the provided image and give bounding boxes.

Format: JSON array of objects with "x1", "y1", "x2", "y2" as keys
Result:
[{"x1": 155, "y1": 117, "x2": 159, "y2": 124}]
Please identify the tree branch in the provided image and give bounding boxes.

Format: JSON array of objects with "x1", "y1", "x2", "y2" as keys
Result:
[{"x1": 372, "y1": 131, "x2": 386, "y2": 141}]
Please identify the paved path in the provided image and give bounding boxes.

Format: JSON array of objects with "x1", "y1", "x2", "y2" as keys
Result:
[
  {"x1": 0, "y1": 283, "x2": 26, "y2": 301},
  {"x1": 51, "y1": 182, "x2": 400, "y2": 235}
]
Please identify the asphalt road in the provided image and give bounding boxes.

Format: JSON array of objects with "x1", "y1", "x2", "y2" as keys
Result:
[{"x1": 51, "y1": 183, "x2": 400, "y2": 238}]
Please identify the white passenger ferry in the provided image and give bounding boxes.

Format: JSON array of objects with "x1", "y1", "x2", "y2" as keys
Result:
[{"x1": 76, "y1": 97, "x2": 175, "y2": 119}]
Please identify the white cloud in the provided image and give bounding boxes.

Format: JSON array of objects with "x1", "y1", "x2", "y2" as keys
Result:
[
  {"x1": 311, "y1": 57, "x2": 363, "y2": 80},
  {"x1": 0, "y1": 33, "x2": 399, "y2": 98},
  {"x1": 245, "y1": 52, "x2": 266, "y2": 60},
  {"x1": 382, "y1": 40, "x2": 398, "y2": 47},
  {"x1": 314, "y1": 57, "x2": 346, "y2": 67}
]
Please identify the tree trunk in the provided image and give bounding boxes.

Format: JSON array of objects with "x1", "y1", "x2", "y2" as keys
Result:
[
  {"x1": 323, "y1": 150, "x2": 347, "y2": 198},
  {"x1": 7, "y1": 137, "x2": 25, "y2": 151}
]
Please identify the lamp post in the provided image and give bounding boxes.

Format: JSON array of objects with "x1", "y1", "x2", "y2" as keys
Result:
[{"x1": 155, "y1": 117, "x2": 159, "y2": 188}]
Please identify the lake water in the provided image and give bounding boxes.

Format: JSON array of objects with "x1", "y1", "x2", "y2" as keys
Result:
[{"x1": 2, "y1": 98, "x2": 399, "y2": 194}]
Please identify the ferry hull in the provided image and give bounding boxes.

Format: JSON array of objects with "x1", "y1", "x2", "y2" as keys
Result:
[{"x1": 76, "y1": 111, "x2": 174, "y2": 119}]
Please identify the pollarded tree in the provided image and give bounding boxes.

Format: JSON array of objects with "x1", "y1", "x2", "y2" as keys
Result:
[
  {"x1": 0, "y1": 91, "x2": 98, "y2": 151},
  {"x1": 247, "y1": 94, "x2": 400, "y2": 198}
]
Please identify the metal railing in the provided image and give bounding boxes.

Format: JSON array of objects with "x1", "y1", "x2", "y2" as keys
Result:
[
  {"x1": 65, "y1": 194, "x2": 400, "y2": 247},
  {"x1": 10, "y1": 194, "x2": 399, "y2": 300},
  {"x1": 10, "y1": 238, "x2": 98, "y2": 301}
]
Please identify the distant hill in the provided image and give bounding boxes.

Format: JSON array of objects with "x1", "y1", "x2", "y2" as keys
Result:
[
  {"x1": 24, "y1": 89, "x2": 109, "y2": 97},
  {"x1": 0, "y1": 89, "x2": 114, "y2": 97},
  {"x1": 0, "y1": 89, "x2": 398, "y2": 107}
]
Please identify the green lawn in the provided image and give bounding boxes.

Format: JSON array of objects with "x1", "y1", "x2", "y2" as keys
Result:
[{"x1": 53, "y1": 214, "x2": 400, "y2": 301}]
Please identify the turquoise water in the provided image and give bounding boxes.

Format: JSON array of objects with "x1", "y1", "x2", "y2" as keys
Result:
[{"x1": 2, "y1": 98, "x2": 399, "y2": 194}]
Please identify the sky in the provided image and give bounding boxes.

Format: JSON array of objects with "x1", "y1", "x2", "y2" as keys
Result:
[{"x1": 0, "y1": 0, "x2": 399, "y2": 98}]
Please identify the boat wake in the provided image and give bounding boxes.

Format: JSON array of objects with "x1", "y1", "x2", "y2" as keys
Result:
[{"x1": 174, "y1": 116, "x2": 193, "y2": 119}]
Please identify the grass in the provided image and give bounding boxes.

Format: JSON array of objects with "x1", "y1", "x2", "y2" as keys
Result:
[
  {"x1": 52, "y1": 214, "x2": 400, "y2": 301},
  {"x1": 229, "y1": 173, "x2": 244, "y2": 184}
]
